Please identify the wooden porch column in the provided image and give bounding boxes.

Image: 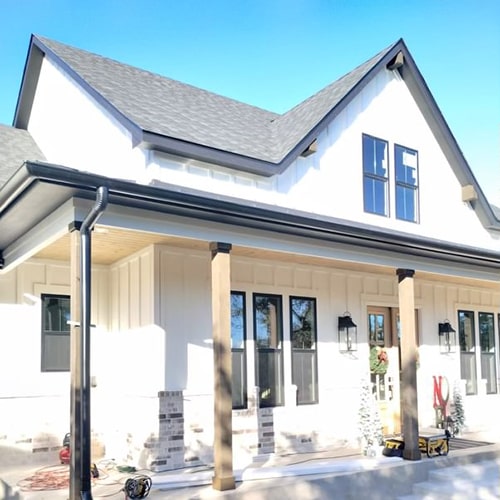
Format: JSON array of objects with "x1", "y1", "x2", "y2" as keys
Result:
[
  {"x1": 210, "y1": 242, "x2": 235, "y2": 491},
  {"x1": 69, "y1": 224, "x2": 82, "y2": 499},
  {"x1": 397, "y1": 268, "x2": 421, "y2": 461}
]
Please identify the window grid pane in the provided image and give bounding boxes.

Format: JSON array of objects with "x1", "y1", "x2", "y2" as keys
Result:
[{"x1": 292, "y1": 351, "x2": 317, "y2": 404}]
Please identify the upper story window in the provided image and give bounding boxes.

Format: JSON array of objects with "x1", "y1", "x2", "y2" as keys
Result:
[
  {"x1": 41, "y1": 294, "x2": 71, "y2": 372},
  {"x1": 395, "y1": 145, "x2": 419, "y2": 222},
  {"x1": 362, "y1": 134, "x2": 420, "y2": 223},
  {"x1": 362, "y1": 134, "x2": 389, "y2": 216},
  {"x1": 363, "y1": 134, "x2": 389, "y2": 216}
]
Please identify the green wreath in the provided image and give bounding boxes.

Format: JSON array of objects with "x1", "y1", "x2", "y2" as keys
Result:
[{"x1": 370, "y1": 346, "x2": 389, "y2": 375}]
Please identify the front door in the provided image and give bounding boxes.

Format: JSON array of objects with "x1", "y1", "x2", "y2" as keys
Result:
[{"x1": 368, "y1": 307, "x2": 401, "y2": 436}]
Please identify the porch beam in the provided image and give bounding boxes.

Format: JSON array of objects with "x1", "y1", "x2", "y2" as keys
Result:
[
  {"x1": 397, "y1": 268, "x2": 421, "y2": 461},
  {"x1": 210, "y1": 241, "x2": 235, "y2": 491}
]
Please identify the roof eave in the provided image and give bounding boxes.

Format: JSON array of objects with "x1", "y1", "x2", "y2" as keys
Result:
[
  {"x1": 271, "y1": 41, "x2": 406, "y2": 172},
  {"x1": 139, "y1": 130, "x2": 287, "y2": 177},
  {"x1": 13, "y1": 35, "x2": 44, "y2": 129},
  {"x1": 398, "y1": 42, "x2": 499, "y2": 229},
  {"x1": 15, "y1": 35, "x2": 144, "y2": 141},
  {"x1": 2, "y1": 161, "x2": 500, "y2": 273}
]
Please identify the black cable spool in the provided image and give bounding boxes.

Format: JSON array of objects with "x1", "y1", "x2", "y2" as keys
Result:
[{"x1": 124, "y1": 475, "x2": 152, "y2": 499}]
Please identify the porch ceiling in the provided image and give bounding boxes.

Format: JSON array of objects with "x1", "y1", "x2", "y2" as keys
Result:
[
  {"x1": 32, "y1": 224, "x2": 394, "y2": 272},
  {"x1": 33, "y1": 226, "x2": 206, "y2": 265},
  {"x1": 31, "y1": 226, "x2": 499, "y2": 290}
]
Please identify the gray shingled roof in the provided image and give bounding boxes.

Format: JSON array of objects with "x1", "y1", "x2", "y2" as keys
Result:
[
  {"x1": 0, "y1": 124, "x2": 45, "y2": 186},
  {"x1": 31, "y1": 36, "x2": 399, "y2": 167}
]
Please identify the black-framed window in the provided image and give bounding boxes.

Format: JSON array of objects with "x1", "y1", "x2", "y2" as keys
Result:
[
  {"x1": 231, "y1": 291, "x2": 247, "y2": 409},
  {"x1": 458, "y1": 310, "x2": 477, "y2": 395},
  {"x1": 395, "y1": 145, "x2": 419, "y2": 222},
  {"x1": 363, "y1": 134, "x2": 389, "y2": 216},
  {"x1": 41, "y1": 294, "x2": 71, "y2": 372},
  {"x1": 253, "y1": 293, "x2": 284, "y2": 407},
  {"x1": 478, "y1": 312, "x2": 497, "y2": 394},
  {"x1": 290, "y1": 296, "x2": 318, "y2": 405}
]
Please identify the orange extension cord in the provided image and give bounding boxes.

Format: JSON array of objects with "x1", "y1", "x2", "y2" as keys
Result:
[{"x1": 16, "y1": 462, "x2": 149, "y2": 498}]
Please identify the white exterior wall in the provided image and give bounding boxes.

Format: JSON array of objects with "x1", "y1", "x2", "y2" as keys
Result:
[
  {"x1": 0, "y1": 259, "x2": 108, "y2": 459},
  {"x1": 1, "y1": 246, "x2": 499, "y2": 465},
  {"x1": 27, "y1": 57, "x2": 148, "y2": 180},
  {"x1": 141, "y1": 248, "x2": 500, "y2": 459},
  {"x1": 149, "y1": 69, "x2": 498, "y2": 251}
]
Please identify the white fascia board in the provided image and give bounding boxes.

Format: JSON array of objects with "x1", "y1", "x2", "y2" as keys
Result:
[
  {"x1": 97, "y1": 203, "x2": 500, "y2": 283},
  {"x1": 0, "y1": 198, "x2": 77, "y2": 273}
]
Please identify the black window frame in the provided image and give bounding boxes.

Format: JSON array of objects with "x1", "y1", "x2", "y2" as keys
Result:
[
  {"x1": 41, "y1": 293, "x2": 71, "y2": 372},
  {"x1": 290, "y1": 296, "x2": 318, "y2": 405},
  {"x1": 394, "y1": 143, "x2": 419, "y2": 222},
  {"x1": 362, "y1": 134, "x2": 389, "y2": 217},
  {"x1": 458, "y1": 310, "x2": 477, "y2": 395},
  {"x1": 231, "y1": 291, "x2": 247, "y2": 409},
  {"x1": 253, "y1": 293, "x2": 284, "y2": 408},
  {"x1": 478, "y1": 312, "x2": 497, "y2": 395}
]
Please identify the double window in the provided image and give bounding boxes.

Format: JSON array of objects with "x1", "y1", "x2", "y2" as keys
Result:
[
  {"x1": 41, "y1": 294, "x2": 71, "y2": 372},
  {"x1": 363, "y1": 134, "x2": 419, "y2": 222},
  {"x1": 231, "y1": 292, "x2": 319, "y2": 409},
  {"x1": 458, "y1": 310, "x2": 498, "y2": 395}
]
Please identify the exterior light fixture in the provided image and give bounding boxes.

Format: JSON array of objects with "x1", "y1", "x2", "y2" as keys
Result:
[
  {"x1": 438, "y1": 321, "x2": 456, "y2": 353},
  {"x1": 338, "y1": 312, "x2": 357, "y2": 352}
]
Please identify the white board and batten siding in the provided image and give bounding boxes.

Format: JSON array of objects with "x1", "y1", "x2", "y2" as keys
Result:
[
  {"x1": 149, "y1": 68, "x2": 498, "y2": 252},
  {"x1": 27, "y1": 56, "x2": 149, "y2": 181},
  {"x1": 0, "y1": 259, "x2": 108, "y2": 455}
]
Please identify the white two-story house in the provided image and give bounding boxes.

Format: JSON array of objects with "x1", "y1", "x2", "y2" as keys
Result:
[{"x1": 1, "y1": 35, "x2": 499, "y2": 484}]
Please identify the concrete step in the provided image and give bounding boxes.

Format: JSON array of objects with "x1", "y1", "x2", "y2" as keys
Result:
[
  {"x1": 401, "y1": 459, "x2": 500, "y2": 500},
  {"x1": 428, "y1": 458, "x2": 500, "y2": 482}
]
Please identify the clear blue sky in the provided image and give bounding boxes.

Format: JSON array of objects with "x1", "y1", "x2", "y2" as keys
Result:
[{"x1": 1, "y1": 0, "x2": 499, "y2": 201}]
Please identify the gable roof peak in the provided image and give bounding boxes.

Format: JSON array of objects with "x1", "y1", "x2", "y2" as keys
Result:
[{"x1": 16, "y1": 35, "x2": 418, "y2": 176}]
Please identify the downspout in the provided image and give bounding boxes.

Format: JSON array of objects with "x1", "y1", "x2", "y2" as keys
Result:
[{"x1": 78, "y1": 186, "x2": 108, "y2": 500}]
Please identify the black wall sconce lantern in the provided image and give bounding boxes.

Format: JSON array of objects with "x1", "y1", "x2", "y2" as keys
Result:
[
  {"x1": 338, "y1": 312, "x2": 357, "y2": 352},
  {"x1": 438, "y1": 321, "x2": 456, "y2": 353}
]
